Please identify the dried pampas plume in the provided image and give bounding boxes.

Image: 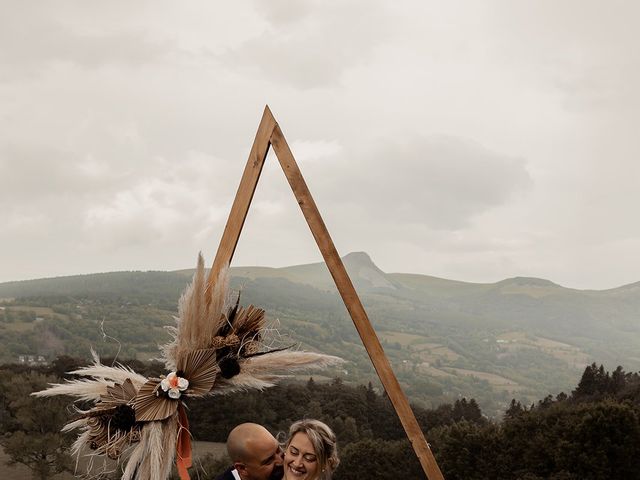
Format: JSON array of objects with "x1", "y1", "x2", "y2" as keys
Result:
[
  {"x1": 161, "y1": 254, "x2": 229, "y2": 371},
  {"x1": 33, "y1": 253, "x2": 344, "y2": 480}
]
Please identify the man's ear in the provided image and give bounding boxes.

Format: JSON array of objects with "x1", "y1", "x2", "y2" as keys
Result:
[{"x1": 234, "y1": 462, "x2": 247, "y2": 474}]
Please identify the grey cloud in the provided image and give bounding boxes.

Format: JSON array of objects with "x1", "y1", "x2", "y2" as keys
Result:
[
  {"x1": 303, "y1": 135, "x2": 532, "y2": 230},
  {"x1": 251, "y1": 0, "x2": 314, "y2": 26},
  {"x1": 0, "y1": 141, "x2": 239, "y2": 258},
  {"x1": 0, "y1": 5, "x2": 169, "y2": 81},
  {"x1": 223, "y1": 0, "x2": 392, "y2": 89},
  {"x1": 556, "y1": 64, "x2": 640, "y2": 114},
  {"x1": 0, "y1": 145, "x2": 122, "y2": 202},
  {"x1": 492, "y1": 2, "x2": 640, "y2": 113}
]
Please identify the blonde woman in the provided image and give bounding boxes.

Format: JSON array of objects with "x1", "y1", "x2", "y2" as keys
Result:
[{"x1": 283, "y1": 419, "x2": 339, "y2": 480}]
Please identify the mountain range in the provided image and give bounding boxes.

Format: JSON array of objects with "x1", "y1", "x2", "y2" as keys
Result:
[{"x1": 1, "y1": 252, "x2": 638, "y2": 416}]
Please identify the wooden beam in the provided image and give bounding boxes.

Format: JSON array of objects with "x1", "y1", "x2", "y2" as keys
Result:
[
  {"x1": 205, "y1": 106, "x2": 277, "y2": 301},
  {"x1": 209, "y1": 106, "x2": 445, "y2": 479},
  {"x1": 269, "y1": 124, "x2": 445, "y2": 480}
]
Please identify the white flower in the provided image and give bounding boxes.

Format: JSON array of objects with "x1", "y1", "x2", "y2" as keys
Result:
[{"x1": 160, "y1": 372, "x2": 189, "y2": 399}]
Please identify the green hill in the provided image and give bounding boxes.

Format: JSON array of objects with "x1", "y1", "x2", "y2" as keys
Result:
[{"x1": 1, "y1": 252, "x2": 638, "y2": 416}]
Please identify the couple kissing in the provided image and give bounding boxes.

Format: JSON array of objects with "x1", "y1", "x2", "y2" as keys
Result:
[{"x1": 215, "y1": 419, "x2": 339, "y2": 480}]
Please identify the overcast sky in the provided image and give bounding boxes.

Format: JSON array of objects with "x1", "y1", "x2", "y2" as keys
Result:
[{"x1": 1, "y1": 1, "x2": 638, "y2": 289}]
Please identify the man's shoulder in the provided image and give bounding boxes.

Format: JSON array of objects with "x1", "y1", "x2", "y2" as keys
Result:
[{"x1": 214, "y1": 466, "x2": 238, "y2": 480}]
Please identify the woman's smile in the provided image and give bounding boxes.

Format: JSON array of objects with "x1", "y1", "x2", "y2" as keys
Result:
[{"x1": 284, "y1": 432, "x2": 318, "y2": 480}]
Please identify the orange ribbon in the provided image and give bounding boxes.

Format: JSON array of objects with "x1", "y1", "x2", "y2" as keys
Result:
[{"x1": 176, "y1": 404, "x2": 192, "y2": 480}]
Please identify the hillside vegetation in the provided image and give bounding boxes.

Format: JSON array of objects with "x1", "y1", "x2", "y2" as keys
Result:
[{"x1": 1, "y1": 252, "x2": 639, "y2": 415}]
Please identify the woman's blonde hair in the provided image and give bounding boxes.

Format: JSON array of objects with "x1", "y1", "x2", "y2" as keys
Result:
[{"x1": 286, "y1": 419, "x2": 339, "y2": 479}]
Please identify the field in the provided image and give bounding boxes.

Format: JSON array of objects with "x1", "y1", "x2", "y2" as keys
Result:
[
  {"x1": 379, "y1": 332, "x2": 460, "y2": 361},
  {"x1": 496, "y1": 331, "x2": 589, "y2": 369},
  {"x1": 443, "y1": 367, "x2": 524, "y2": 393}
]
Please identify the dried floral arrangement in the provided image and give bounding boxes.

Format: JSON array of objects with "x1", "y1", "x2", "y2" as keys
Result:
[{"x1": 34, "y1": 254, "x2": 342, "y2": 479}]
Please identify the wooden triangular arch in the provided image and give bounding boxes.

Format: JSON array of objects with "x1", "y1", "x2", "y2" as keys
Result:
[{"x1": 206, "y1": 106, "x2": 444, "y2": 480}]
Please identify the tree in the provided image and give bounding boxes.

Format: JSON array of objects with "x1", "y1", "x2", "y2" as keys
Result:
[
  {"x1": 573, "y1": 363, "x2": 599, "y2": 397},
  {"x1": 429, "y1": 420, "x2": 501, "y2": 480},
  {"x1": 610, "y1": 366, "x2": 626, "y2": 394},
  {"x1": 0, "y1": 371, "x2": 73, "y2": 480},
  {"x1": 337, "y1": 438, "x2": 422, "y2": 480},
  {"x1": 505, "y1": 399, "x2": 525, "y2": 419},
  {"x1": 452, "y1": 397, "x2": 484, "y2": 424},
  {"x1": 565, "y1": 401, "x2": 640, "y2": 479}
]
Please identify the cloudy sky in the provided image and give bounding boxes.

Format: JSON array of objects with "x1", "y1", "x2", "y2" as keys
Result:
[{"x1": 1, "y1": 1, "x2": 638, "y2": 289}]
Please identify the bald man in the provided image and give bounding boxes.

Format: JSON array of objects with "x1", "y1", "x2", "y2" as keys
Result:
[{"x1": 215, "y1": 423, "x2": 284, "y2": 480}]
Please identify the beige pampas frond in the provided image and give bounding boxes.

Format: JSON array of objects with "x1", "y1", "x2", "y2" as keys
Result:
[
  {"x1": 62, "y1": 418, "x2": 87, "y2": 433},
  {"x1": 177, "y1": 254, "x2": 207, "y2": 352},
  {"x1": 121, "y1": 434, "x2": 146, "y2": 480},
  {"x1": 210, "y1": 351, "x2": 344, "y2": 394},
  {"x1": 70, "y1": 363, "x2": 148, "y2": 387},
  {"x1": 160, "y1": 414, "x2": 178, "y2": 479},
  {"x1": 124, "y1": 423, "x2": 155, "y2": 480},
  {"x1": 206, "y1": 263, "x2": 231, "y2": 339},
  {"x1": 147, "y1": 421, "x2": 164, "y2": 479},
  {"x1": 126, "y1": 417, "x2": 176, "y2": 480},
  {"x1": 33, "y1": 354, "x2": 148, "y2": 403},
  {"x1": 162, "y1": 254, "x2": 229, "y2": 370},
  {"x1": 209, "y1": 373, "x2": 278, "y2": 394},
  {"x1": 242, "y1": 350, "x2": 344, "y2": 375},
  {"x1": 71, "y1": 428, "x2": 92, "y2": 457},
  {"x1": 32, "y1": 378, "x2": 112, "y2": 402}
]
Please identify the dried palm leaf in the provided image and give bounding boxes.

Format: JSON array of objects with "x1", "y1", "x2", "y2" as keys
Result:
[
  {"x1": 133, "y1": 379, "x2": 178, "y2": 422},
  {"x1": 177, "y1": 348, "x2": 218, "y2": 396},
  {"x1": 101, "y1": 378, "x2": 138, "y2": 405}
]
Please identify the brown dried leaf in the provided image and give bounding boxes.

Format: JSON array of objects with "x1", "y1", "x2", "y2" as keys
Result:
[
  {"x1": 133, "y1": 379, "x2": 179, "y2": 422},
  {"x1": 178, "y1": 348, "x2": 219, "y2": 396},
  {"x1": 100, "y1": 378, "x2": 138, "y2": 406}
]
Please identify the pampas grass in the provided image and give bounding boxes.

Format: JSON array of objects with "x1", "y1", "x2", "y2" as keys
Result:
[
  {"x1": 32, "y1": 354, "x2": 147, "y2": 403},
  {"x1": 210, "y1": 351, "x2": 344, "y2": 394},
  {"x1": 242, "y1": 350, "x2": 344, "y2": 375},
  {"x1": 127, "y1": 416, "x2": 176, "y2": 480},
  {"x1": 161, "y1": 254, "x2": 229, "y2": 371},
  {"x1": 33, "y1": 378, "x2": 113, "y2": 402}
]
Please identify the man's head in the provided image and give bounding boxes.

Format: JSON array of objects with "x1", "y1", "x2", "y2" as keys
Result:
[{"x1": 227, "y1": 423, "x2": 284, "y2": 480}]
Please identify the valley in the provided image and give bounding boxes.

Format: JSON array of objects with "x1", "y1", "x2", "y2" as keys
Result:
[{"x1": 1, "y1": 252, "x2": 638, "y2": 417}]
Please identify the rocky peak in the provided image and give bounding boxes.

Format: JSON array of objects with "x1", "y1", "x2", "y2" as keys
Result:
[{"x1": 342, "y1": 252, "x2": 396, "y2": 290}]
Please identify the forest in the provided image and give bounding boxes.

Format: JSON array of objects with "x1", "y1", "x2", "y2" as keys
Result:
[{"x1": 1, "y1": 360, "x2": 639, "y2": 480}]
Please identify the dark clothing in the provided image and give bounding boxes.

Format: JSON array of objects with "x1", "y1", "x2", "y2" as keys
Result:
[{"x1": 214, "y1": 467, "x2": 239, "y2": 480}]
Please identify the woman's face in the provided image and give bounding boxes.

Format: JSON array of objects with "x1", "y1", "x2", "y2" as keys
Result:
[{"x1": 284, "y1": 432, "x2": 320, "y2": 480}]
